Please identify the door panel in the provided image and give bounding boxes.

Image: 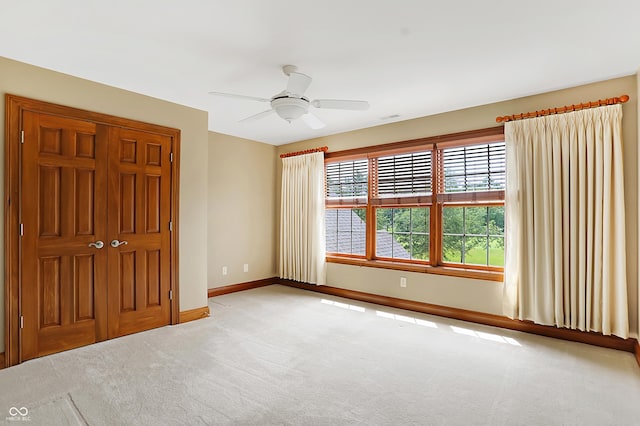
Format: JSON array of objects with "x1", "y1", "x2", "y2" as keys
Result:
[
  {"x1": 75, "y1": 169, "x2": 96, "y2": 235},
  {"x1": 5, "y1": 95, "x2": 180, "y2": 367},
  {"x1": 21, "y1": 111, "x2": 108, "y2": 360},
  {"x1": 107, "y1": 128, "x2": 172, "y2": 338},
  {"x1": 21, "y1": 111, "x2": 174, "y2": 360}
]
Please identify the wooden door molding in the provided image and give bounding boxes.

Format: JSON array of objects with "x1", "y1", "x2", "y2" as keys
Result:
[{"x1": 4, "y1": 94, "x2": 181, "y2": 367}]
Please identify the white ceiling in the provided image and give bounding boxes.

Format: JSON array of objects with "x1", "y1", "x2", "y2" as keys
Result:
[{"x1": 1, "y1": 1, "x2": 639, "y2": 145}]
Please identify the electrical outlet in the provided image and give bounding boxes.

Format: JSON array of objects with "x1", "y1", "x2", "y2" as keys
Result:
[
  {"x1": 222, "y1": 266, "x2": 228, "y2": 276},
  {"x1": 400, "y1": 277, "x2": 407, "y2": 288},
  {"x1": 243, "y1": 264, "x2": 249, "y2": 272}
]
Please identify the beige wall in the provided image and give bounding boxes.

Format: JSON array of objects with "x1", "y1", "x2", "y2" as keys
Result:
[
  {"x1": 0, "y1": 56, "x2": 210, "y2": 351},
  {"x1": 277, "y1": 75, "x2": 639, "y2": 337},
  {"x1": 208, "y1": 132, "x2": 277, "y2": 287}
]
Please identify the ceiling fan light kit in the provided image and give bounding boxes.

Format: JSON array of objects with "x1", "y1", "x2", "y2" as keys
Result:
[
  {"x1": 271, "y1": 96, "x2": 309, "y2": 121},
  {"x1": 209, "y1": 65, "x2": 369, "y2": 129}
]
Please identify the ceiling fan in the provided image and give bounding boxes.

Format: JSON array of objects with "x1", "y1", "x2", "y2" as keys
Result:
[{"x1": 209, "y1": 65, "x2": 370, "y2": 129}]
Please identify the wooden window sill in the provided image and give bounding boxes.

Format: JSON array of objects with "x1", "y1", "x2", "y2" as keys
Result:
[{"x1": 326, "y1": 255, "x2": 504, "y2": 282}]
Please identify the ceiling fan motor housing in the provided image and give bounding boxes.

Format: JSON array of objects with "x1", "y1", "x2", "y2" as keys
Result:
[{"x1": 271, "y1": 96, "x2": 309, "y2": 122}]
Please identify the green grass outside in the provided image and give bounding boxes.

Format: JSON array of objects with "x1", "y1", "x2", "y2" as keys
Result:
[{"x1": 462, "y1": 246, "x2": 504, "y2": 267}]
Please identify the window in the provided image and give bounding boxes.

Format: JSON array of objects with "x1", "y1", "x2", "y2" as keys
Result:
[
  {"x1": 325, "y1": 208, "x2": 366, "y2": 256},
  {"x1": 439, "y1": 141, "x2": 506, "y2": 270},
  {"x1": 324, "y1": 127, "x2": 505, "y2": 281},
  {"x1": 376, "y1": 207, "x2": 430, "y2": 261},
  {"x1": 325, "y1": 159, "x2": 368, "y2": 256},
  {"x1": 442, "y1": 206, "x2": 504, "y2": 267}
]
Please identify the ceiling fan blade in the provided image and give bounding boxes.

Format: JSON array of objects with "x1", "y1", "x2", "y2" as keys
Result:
[
  {"x1": 209, "y1": 91, "x2": 270, "y2": 103},
  {"x1": 311, "y1": 99, "x2": 370, "y2": 110},
  {"x1": 301, "y1": 113, "x2": 326, "y2": 130},
  {"x1": 286, "y1": 72, "x2": 312, "y2": 96},
  {"x1": 239, "y1": 109, "x2": 275, "y2": 123}
]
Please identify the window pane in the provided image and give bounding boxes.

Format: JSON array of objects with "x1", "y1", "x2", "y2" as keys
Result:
[
  {"x1": 465, "y1": 236, "x2": 488, "y2": 266},
  {"x1": 376, "y1": 208, "x2": 392, "y2": 232},
  {"x1": 325, "y1": 209, "x2": 338, "y2": 252},
  {"x1": 411, "y1": 234, "x2": 429, "y2": 260},
  {"x1": 376, "y1": 151, "x2": 431, "y2": 197},
  {"x1": 442, "y1": 235, "x2": 463, "y2": 263},
  {"x1": 393, "y1": 208, "x2": 410, "y2": 233},
  {"x1": 442, "y1": 142, "x2": 505, "y2": 193},
  {"x1": 489, "y1": 237, "x2": 505, "y2": 267},
  {"x1": 488, "y1": 206, "x2": 505, "y2": 235},
  {"x1": 376, "y1": 207, "x2": 429, "y2": 261},
  {"x1": 325, "y1": 208, "x2": 366, "y2": 255},
  {"x1": 326, "y1": 160, "x2": 368, "y2": 198},
  {"x1": 442, "y1": 205, "x2": 504, "y2": 267},
  {"x1": 337, "y1": 234, "x2": 351, "y2": 253},
  {"x1": 411, "y1": 207, "x2": 429, "y2": 233},
  {"x1": 351, "y1": 232, "x2": 366, "y2": 255},
  {"x1": 443, "y1": 207, "x2": 463, "y2": 234},
  {"x1": 465, "y1": 207, "x2": 487, "y2": 235}
]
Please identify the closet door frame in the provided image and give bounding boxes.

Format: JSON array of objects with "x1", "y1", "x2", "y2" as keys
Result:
[{"x1": 4, "y1": 94, "x2": 181, "y2": 367}]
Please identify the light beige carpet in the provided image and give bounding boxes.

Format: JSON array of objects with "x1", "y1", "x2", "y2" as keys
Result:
[{"x1": 0, "y1": 284, "x2": 639, "y2": 425}]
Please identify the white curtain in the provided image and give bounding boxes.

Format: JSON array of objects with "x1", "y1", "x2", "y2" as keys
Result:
[
  {"x1": 503, "y1": 104, "x2": 629, "y2": 338},
  {"x1": 279, "y1": 152, "x2": 326, "y2": 285}
]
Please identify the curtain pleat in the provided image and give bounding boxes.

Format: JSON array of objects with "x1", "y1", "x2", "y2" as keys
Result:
[
  {"x1": 279, "y1": 152, "x2": 326, "y2": 285},
  {"x1": 503, "y1": 104, "x2": 628, "y2": 338}
]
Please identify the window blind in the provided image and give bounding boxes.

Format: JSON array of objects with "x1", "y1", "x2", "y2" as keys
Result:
[
  {"x1": 441, "y1": 142, "x2": 505, "y2": 193},
  {"x1": 326, "y1": 159, "x2": 368, "y2": 198},
  {"x1": 375, "y1": 151, "x2": 431, "y2": 197}
]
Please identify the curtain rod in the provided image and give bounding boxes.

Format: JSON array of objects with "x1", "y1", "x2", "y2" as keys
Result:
[
  {"x1": 280, "y1": 146, "x2": 328, "y2": 158},
  {"x1": 495, "y1": 94, "x2": 629, "y2": 123}
]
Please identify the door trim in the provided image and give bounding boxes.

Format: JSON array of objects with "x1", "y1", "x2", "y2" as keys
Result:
[{"x1": 4, "y1": 94, "x2": 181, "y2": 367}]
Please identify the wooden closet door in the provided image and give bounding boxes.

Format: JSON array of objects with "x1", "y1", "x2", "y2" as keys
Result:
[
  {"x1": 107, "y1": 127, "x2": 172, "y2": 338},
  {"x1": 21, "y1": 111, "x2": 108, "y2": 360}
]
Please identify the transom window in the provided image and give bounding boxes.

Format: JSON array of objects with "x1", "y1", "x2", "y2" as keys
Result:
[{"x1": 324, "y1": 127, "x2": 505, "y2": 280}]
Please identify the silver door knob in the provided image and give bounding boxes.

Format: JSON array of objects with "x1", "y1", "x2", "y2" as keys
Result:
[
  {"x1": 110, "y1": 239, "x2": 128, "y2": 248},
  {"x1": 88, "y1": 240, "x2": 104, "y2": 249}
]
